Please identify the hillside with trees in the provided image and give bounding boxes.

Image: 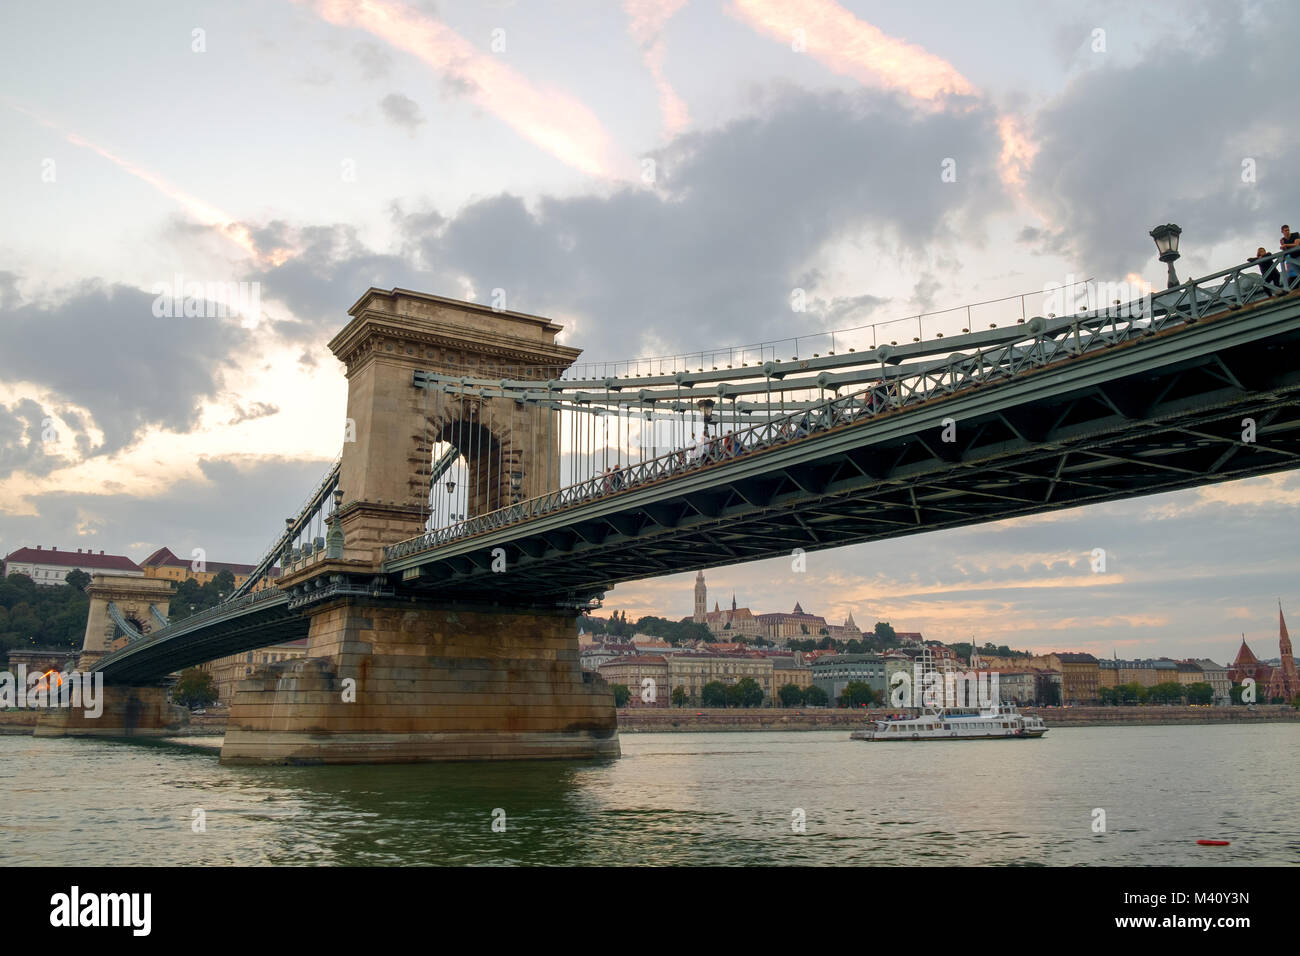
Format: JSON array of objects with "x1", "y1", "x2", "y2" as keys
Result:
[{"x1": 0, "y1": 571, "x2": 92, "y2": 660}]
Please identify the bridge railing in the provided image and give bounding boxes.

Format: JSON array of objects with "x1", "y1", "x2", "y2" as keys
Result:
[
  {"x1": 230, "y1": 455, "x2": 342, "y2": 599},
  {"x1": 96, "y1": 586, "x2": 288, "y2": 663},
  {"x1": 383, "y1": 252, "x2": 1293, "y2": 564}
]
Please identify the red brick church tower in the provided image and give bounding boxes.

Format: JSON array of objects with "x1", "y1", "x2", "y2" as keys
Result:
[
  {"x1": 1267, "y1": 604, "x2": 1300, "y2": 704},
  {"x1": 1228, "y1": 637, "x2": 1272, "y2": 691}
]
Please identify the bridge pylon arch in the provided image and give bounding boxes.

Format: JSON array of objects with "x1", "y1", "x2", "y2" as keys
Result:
[
  {"x1": 221, "y1": 290, "x2": 619, "y2": 765},
  {"x1": 325, "y1": 288, "x2": 580, "y2": 567},
  {"x1": 79, "y1": 573, "x2": 174, "y2": 668}
]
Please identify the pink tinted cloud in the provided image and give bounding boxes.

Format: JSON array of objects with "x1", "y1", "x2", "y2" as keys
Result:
[
  {"x1": 8, "y1": 102, "x2": 277, "y2": 264},
  {"x1": 299, "y1": 0, "x2": 620, "y2": 178},
  {"x1": 623, "y1": 0, "x2": 690, "y2": 137},
  {"x1": 729, "y1": 0, "x2": 976, "y2": 101},
  {"x1": 730, "y1": 0, "x2": 1043, "y2": 198}
]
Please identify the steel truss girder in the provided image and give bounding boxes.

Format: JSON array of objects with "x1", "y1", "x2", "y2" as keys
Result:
[{"x1": 387, "y1": 301, "x2": 1300, "y2": 599}]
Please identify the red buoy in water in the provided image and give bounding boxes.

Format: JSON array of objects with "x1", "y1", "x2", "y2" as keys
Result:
[{"x1": 1197, "y1": 839, "x2": 1231, "y2": 846}]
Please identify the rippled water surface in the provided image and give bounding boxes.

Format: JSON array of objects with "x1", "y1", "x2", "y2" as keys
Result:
[{"x1": 2, "y1": 725, "x2": 1296, "y2": 865}]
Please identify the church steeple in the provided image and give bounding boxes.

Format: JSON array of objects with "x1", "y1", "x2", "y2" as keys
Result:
[
  {"x1": 1267, "y1": 602, "x2": 1300, "y2": 702},
  {"x1": 693, "y1": 570, "x2": 707, "y2": 624}
]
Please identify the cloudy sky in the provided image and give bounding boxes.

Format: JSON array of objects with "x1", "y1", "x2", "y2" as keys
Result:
[{"x1": 2, "y1": 0, "x2": 1298, "y2": 663}]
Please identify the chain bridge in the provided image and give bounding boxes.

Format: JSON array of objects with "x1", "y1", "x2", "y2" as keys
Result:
[{"x1": 59, "y1": 251, "x2": 1300, "y2": 763}]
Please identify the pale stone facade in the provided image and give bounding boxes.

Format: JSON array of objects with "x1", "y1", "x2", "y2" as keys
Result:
[
  {"x1": 1190, "y1": 659, "x2": 1231, "y2": 705},
  {"x1": 204, "y1": 638, "x2": 309, "y2": 705},
  {"x1": 666, "y1": 654, "x2": 775, "y2": 704},
  {"x1": 223, "y1": 600, "x2": 618, "y2": 764},
  {"x1": 597, "y1": 655, "x2": 671, "y2": 707},
  {"x1": 80, "y1": 573, "x2": 175, "y2": 659}
]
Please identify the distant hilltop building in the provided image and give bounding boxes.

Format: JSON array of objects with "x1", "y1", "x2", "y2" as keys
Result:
[
  {"x1": 2, "y1": 543, "x2": 280, "y2": 592},
  {"x1": 691, "y1": 571, "x2": 859, "y2": 643},
  {"x1": 139, "y1": 546, "x2": 279, "y2": 591},
  {"x1": 2, "y1": 545, "x2": 141, "y2": 586},
  {"x1": 824, "y1": 611, "x2": 862, "y2": 643}
]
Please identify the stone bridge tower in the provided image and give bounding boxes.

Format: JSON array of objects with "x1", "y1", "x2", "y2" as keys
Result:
[
  {"x1": 34, "y1": 572, "x2": 186, "y2": 739},
  {"x1": 220, "y1": 290, "x2": 619, "y2": 765},
  {"x1": 79, "y1": 573, "x2": 174, "y2": 667},
  {"x1": 328, "y1": 288, "x2": 582, "y2": 566}
]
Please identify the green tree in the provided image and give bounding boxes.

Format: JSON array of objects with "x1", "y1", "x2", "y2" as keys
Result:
[
  {"x1": 611, "y1": 683, "x2": 631, "y2": 707},
  {"x1": 1098, "y1": 686, "x2": 1116, "y2": 706},
  {"x1": 1229, "y1": 683, "x2": 1247, "y2": 705},
  {"x1": 171, "y1": 668, "x2": 217, "y2": 709},
  {"x1": 873, "y1": 621, "x2": 897, "y2": 644},
  {"x1": 734, "y1": 677, "x2": 764, "y2": 708},
  {"x1": 838, "y1": 681, "x2": 877, "y2": 708},
  {"x1": 1149, "y1": 681, "x2": 1185, "y2": 705},
  {"x1": 701, "y1": 681, "x2": 728, "y2": 707},
  {"x1": 778, "y1": 683, "x2": 805, "y2": 707},
  {"x1": 632, "y1": 616, "x2": 713, "y2": 645},
  {"x1": 1117, "y1": 682, "x2": 1148, "y2": 705},
  {"x1": 604, "y1": 611, "x2": 633, "y2": 639},
  {"x1": 64, "y1": 569, "x2": 92, "y2": 591},
  {"x1": 1185, "y1": 682, "x2": 1213, "y2": 706},
  {"x1": 804, "y1": 684, "x2": 829, "y2": 707},
  {"x1": 671, "y1": 685, "x2": 688, "y2": 707},
  {"x1": 0, "y1": 573, "x2": 90, "y2": 653}
]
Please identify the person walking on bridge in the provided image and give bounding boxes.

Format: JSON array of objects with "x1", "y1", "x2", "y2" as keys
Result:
[{"x1": 1281, "y1": 225, "x2": 1300, "y2": 288}]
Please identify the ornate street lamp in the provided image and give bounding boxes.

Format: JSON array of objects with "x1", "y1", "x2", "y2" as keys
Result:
[
  {"x1": 445, "y1": 478, "x2": 456, "y2": 494},
  {"x1": 1149, "y1": 223, "x2": 1182, "y2": 288},
  {"x1": 697, "y1": 398, "x2": 716, "y2": 436}
]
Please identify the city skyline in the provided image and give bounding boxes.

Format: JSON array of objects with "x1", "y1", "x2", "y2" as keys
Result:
[{"x1": 3, "y1": 0, "x2": 1299, "y2": 662}]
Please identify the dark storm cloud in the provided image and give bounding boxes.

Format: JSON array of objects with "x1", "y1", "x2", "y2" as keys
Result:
[
  {"x1": 444, "y1": 87, "x2": 1004, "y2": 359},
  {"x1": 0, "y1": 456, "x2": 336, "y2": 566},
  {"x1": 1023, "y1": 1, "x2": 1300, "y2": 275},
  {"x1": 379, "y1": 92, "x2": 424, "y2": 129},
  {"x1": 254, "y1": 87, "x2": 1007, "y2": 360},
  {"x1": 0, "y1": 282, "x2": 247, "y2": 456},
  {"x1": 0, "y1": 271, "x2": 19, "y2": 309},
  {"x1": 0, "y1": 398, "x2": 68, "y2": 479}
]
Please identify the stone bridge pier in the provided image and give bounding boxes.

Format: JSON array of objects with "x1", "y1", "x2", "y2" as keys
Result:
[
  {"x1": 35, "y1": 573, "x2": 188, "y2": 738},
  {"x1": 220, "y1": 290, "x2": 619, "y2": 764}
]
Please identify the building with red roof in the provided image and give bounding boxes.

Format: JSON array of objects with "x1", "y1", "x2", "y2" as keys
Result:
[
  {"x1": 3, "y1": 545, "x2": 141, "y2": 586},
  {"x1": 139, "y1": 546, "x2": 278, "y2": 591},
  {"x1": 1227, "y1": 636, "x2": 1274, "y2": 695}
]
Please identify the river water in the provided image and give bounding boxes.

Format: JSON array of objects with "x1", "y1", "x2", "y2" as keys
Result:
[{"x1": 2, "y1": 725, "x2": 1296, "y2": 866}]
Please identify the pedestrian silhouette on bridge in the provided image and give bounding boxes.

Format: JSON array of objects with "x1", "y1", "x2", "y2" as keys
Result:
[{"x1": 1252, "y1": 247, "x2": 1282, "y2": 293}]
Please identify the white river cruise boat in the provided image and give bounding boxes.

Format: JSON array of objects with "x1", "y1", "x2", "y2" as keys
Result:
[{"x1": 849, "y1": 703, "x2": 1048, "y2": 741}]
